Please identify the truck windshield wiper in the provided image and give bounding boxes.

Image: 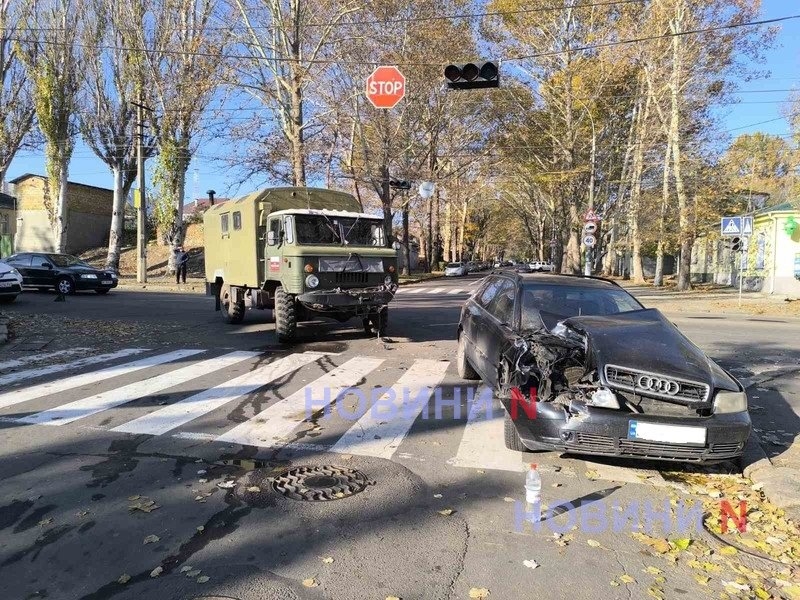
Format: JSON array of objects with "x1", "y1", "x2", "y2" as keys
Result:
[
  {"x1": 341, "y1": 252, "x2": 365, "y2": 272},
  {"x1": 319, "y1": 213, "x2": 342, "y2": 243}
]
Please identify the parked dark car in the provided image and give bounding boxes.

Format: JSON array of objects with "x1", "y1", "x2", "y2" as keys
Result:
[
  {"x1": 456, "y1": 271, "x2": 750, "y2": 464},
  {"x1": 3, "y1": 253, "x2": 118, "y2": 295}
]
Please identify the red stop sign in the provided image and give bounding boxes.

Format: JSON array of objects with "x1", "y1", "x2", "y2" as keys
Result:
[{"x1": 366, "y1": 66, "x2": 406, "y2": 109}]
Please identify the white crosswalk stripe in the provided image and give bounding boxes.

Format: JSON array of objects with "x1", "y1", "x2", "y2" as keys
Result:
[
  {"x1": 216, "y1": 356, "x2": 384, "y2": 448},
  {"x1": 2, "y1": 347, "x2": 537, "y2": 474},
  {"x1": 0, "y1": 348, "x2": 93, "y2": 372},
  {"x1": 447, "y1": 288, "x2": 463, "y2": 294},
  {"x1": 16, "y1": 350, "x2": 226, "y2": 426},
  {"x1": 447, "y1": 386, "x2": 526, "y2": 472},
  {"x1": 0, "y1": 347, "x2": 147, "y2": 389},
  {"x1": 330, "y1": 359, "x2": 450, "y2": 459},
  {"x1": 111, "y1": 351, "x2": 325, "y2": 436}
]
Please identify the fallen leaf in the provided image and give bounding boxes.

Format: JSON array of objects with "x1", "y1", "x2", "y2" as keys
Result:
[
  {"x1": 438, "y1": 509, "x2": 455, "y2": 516},
  {"x1": 433, "y1": 493, "x2": 443, "y2": 499},
  {"x1": 468, "y1": 588, "x2": 490, "y2": 599},
  {"x1": 196, "y1": 526, "x2": 205, "y2": 533},
  {"x1": 619, "y1": 574, "x2": 635, "y2": 584},
  {"x1": 37, "y1": 518, "x2": 53, "y2": 527},
  {"x1": 587, "y1": 539, "x2": 601, "y2": 547},
  {"x1": 128, "y1": 495, "x2": 140, "y2": 501},
  {"x1": 476, "y1": 469, "x2": 485, "y2": 474},
  {"x1": 150, "y1": 566, "x2": 163, "y2": 578},
  {"x1": 197, "y1": 575, "x2": 209, "y2": 583},
  {"x1": 246, "y1": 486, "x2": 261, "y2": 493},
  {"x1": 143, "y1": 535, "x2": 160, "y2": 545},
  {"x1": 503, "y1": 497, "x2": 515, "y2": 503},
  {"x1": 197, "y1": 470, "x2": 207, "y2": 475},
  {"x1": 302, "y1": 578, "x2": 319, "y2": 588},
  {"x1": 180, "y1": 566, "x2": 193, "y2": 573},
  {"x1": 217, "y1": 480, "x2": 236, "y2": 489},
  {"x1": 551, "y1": 483, "x2": 561, "y2": 488},
  {"x1": 754, "y1": 588, "x2": 770, "y2": 599},
  {"x1": 722, "y1": 581, "x2": 750, "y2": 593},
  {"x1": 670, "y1": 538, "x2": 691, "y2": 551},
  {"x1": 386, "y1": 597, "x2": 401, "y2": 600},
  {"x1": 694, "y1": 575, "x2": 710, "y2": 586},
  {"x1": 585, "y1": 470, "x2": 599, "y2": 480},
  {"x1": 610, "y1": 581, "x2": 620, "y2": 587},
  {"x1": 117, "y1": 574, "x2": 131, "y2": 584},
  {"x1": 647, "y1": 586, "x2": 664, "y2": 599},
  {"x1": 719, "y1": 545, "x2": 738, "y2": 556},
  {"x1": 644, "y1": 566, "x2": 662, "y2": 575},
  {"x1": 322, "y1": 557, "x2": 334, "y2": 564},
  {"x1": 198, "y1": 478, "x2": 208, "y2": 484},
  {"x1": 186, "y1": 570, "x2": 201, "y2": 578},
  {"x1": 522, "y1": 559, "x2": 539, "y2": 569}
]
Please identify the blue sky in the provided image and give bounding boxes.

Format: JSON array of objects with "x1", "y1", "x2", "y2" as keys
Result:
[{"x1": 6, "y1": 0, "x2": 800, "y2": 202}]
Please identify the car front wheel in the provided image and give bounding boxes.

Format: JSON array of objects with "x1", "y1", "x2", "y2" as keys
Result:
[
  {"x1": 456, "y1": 333, "x2": 480, "y2": 380},
  {"x1": 57, "y1": 277, "x2": 74, "y2": 295},
  {"x1": 504, "y1": 410, "x2": 528, "y2": 452}
]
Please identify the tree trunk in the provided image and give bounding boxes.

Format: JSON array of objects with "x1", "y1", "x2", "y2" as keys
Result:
[
  {"x1": 401, "y1": 203, "x2": 410, "y2": 275},
  {"x1": 55, "y1": 161, "x2": 69, "y2": 253},
  {"x1": 167, "y1": 155, "x2": 188, "y2": 274},
  {"x1": 105, "y1": 166, "x2": 125, "y2": 272},
  {"x1": 653, "y1": 140, "x2": 672, "y2": 287},
  {"x1": 291, "y1": 78, "x2": 306, "y2": 187},
  {"x1": 443, "y1": 198, "x2": 452, "y2": 263},
  {"x1": 458, "y1": 198, "x2": 468, "y2": 262}
]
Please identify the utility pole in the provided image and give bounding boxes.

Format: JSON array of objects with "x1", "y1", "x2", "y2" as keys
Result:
[{"x1": 133, "y1": 97, "x2": 151, "y2": 283}]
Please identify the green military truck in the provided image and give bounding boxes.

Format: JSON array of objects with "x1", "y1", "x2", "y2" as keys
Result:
[{"x1": 203, "y1": 187, "x2": 398, "y2": 343}]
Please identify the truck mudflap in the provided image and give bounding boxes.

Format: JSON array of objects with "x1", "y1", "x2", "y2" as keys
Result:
[{"x1": 297, "y1": 284, "x2": 397, "y2": 313}]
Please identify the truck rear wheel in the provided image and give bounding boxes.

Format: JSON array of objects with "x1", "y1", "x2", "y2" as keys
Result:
[
  {"x1": 274, "y1": 285, "x2": 297, "y2": 343},
  {"x1": 220, "y1": 286, "x2": 245, "y2": 324}
]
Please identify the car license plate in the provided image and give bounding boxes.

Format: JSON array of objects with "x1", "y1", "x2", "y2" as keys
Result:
[
  {"x1": 628, "y1": 421, "x2": 706, "y2": 445},
  {"x1": 101, "y1": 280, "x2": 112, "y2": 285},
  {"x1": 0, "y1": 281, "x2": 12, "y2": 288}
]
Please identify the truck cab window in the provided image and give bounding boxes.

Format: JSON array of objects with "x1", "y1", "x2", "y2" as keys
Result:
[{"x1": 269, "y1": 218, "x2": 281, "y2": 244}]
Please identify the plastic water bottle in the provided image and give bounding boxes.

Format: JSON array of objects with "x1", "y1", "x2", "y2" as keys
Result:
[{"x1": 525, "y1": 463, "x2": 542, "y2": 505}]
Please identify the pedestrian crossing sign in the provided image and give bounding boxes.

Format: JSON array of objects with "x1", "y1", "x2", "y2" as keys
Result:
[
  {"x1": 742, "y1": 216, "x2": 753, "y2": 235},
  {"x1": 721, "y1": 216, "x2": 742, "y2": 236}
]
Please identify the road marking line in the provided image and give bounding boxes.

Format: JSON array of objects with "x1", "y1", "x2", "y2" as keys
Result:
[
  {"x1": 0, "y1": 348, "x2": 94, "y2": 372},
  {"x1": 14, "y1": 349, "x2": 222, "y2": 425},
  {"x1": 447, "y1": 288, "x2": 463, "y2": 294},
  {"x1": 0, "y1": 348, "x2": 148, "y2": 389},
  {"x1": 427, "y1": 287, "x2": 447, "y2": 294},
  {"x1": 447, "y1": 388, "x2": 527, "y2": 472},
  {"x1": 216, "y1": 356, "x2": 384, "y2": 448},
  {"x1": 0, "y1": 348, "x2": 158, "y2": 408},
  {"x1": 329, "y1": 359, "x2": 449, "y2": 460},
  {"x1": 111, "y1": 352, "x2": 327, "y2": 436},
  {"x1": 407, "y1": 287, "x2": 427, "y2": 294}
]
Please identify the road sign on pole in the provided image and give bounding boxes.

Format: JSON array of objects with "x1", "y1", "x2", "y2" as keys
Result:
[
  {"x1": 742, "y1": 216, "x2": 753, "y2": 235},
  {"x1": 583, "y1": 222, "x2": 597, "y2": 234},
  {"x1": 583, "y1": 234, "x2": 596, "y2": 248},
  {"x1": 366, "y1": 66, "x2": 406, "y2": 109},
  {"x1": 721, "y1": 216, "x2": 742, "y2": 236}
]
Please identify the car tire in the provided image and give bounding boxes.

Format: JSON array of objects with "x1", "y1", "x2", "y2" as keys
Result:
[
  {"x1": 274, "y1": 285, "x2": 297, "y2": 343},
  {"x1": 56, "y1": 277, "x2": 74, "y2": 295},
  {"x1": 456, "y1": 333, "x2": 480, "y2": 380},
  {"x1": 504, "y1": 410, "x2": 528, "y2": 452},
  {"x1": 0, "y1": 295, "x2": 16, "y2": 304},
  {"x1": 95, "y1": 289, "x2": 110, "y2": 295},
  {"x1": 220, "y1": 286, "x2": 245, "y2": 324}
]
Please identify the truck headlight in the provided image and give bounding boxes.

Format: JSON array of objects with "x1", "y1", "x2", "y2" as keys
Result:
[
  {"x1": 384, "y1": 275, "x2": 393, "y2": 285},
  {"x1": 305, "y1": 274, "x2": 319, "y2": 289},
  {"x1": 713, "y1": 390, "x2": 747, "y2": 414}
]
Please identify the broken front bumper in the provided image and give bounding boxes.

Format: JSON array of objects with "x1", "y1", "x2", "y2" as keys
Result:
[
  {"x1": 297, "y1": 284, "x2": 397, "y2": 313},
  {"x1": 505, "y1": 400, "x2": 751, "y2": 463}
]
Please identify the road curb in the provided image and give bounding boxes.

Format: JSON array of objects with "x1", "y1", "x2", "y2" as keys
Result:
[{"x1": 0, "y1": 313, "x2": 9, "y2": 345}]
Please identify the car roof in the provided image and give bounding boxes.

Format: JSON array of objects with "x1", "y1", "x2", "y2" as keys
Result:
[{"x1": 490, "y1": 271, "x2": 623, "y2": 289}]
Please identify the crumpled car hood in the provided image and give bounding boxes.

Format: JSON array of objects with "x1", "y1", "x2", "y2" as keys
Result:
[{"x1": 561, "y1": 308, "x2": 739, "y2": 393}]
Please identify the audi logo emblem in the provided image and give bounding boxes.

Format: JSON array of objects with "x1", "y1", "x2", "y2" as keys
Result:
[{"x1": 636, "y1": 375, "x2": 680, "y2": 396}]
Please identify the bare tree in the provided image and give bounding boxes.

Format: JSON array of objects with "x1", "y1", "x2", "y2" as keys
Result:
[
  {"x1": 79, "y1": 0, "x2": 151, "y2": 271},
  {"x1": 0, "y1": 0, "x2": 36, "y2": 184},
  {"x1": 17, "y1": 0, "x2": 84, "y2": 252}
]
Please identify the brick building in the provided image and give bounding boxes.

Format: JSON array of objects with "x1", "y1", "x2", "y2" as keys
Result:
[{"x1": 9, "y1": 174, "x2": 113, "y2": 254}]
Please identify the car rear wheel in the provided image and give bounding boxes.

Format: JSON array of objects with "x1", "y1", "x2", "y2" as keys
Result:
[
  {"x1": 456, "y1": 333, "x2": 479, "y2": 380},
  {"x1": 57, "y1": 277, "x2": 74, "y2": 295},
  {"x1": 274, "y1": 285, "x2": 297, "y2": 343},
  {"x1": 504, "y1": 410, "x2": 528, "y2": 452}
]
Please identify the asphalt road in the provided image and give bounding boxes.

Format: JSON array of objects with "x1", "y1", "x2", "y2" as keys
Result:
[{"x1": 1, "y1": 275, "x2": 799, "y2": 600}]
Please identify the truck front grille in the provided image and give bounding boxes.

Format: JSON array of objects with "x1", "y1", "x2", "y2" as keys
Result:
[{"x1": 334, "y1": 272, "x2": 369, "y2": 285}]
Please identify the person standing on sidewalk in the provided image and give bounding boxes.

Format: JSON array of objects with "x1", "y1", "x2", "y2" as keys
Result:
[{"x1": 175, "y1": 246, "x2": 189, "y2": 284}]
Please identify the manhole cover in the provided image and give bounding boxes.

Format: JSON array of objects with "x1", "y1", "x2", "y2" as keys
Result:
[{"x1": 272, "y1": 465, "x2": 373, "y2": 501}]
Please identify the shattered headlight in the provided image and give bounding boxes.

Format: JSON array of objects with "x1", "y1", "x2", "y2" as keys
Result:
[
  {"x1": 588, "y1": 388, "x2": 620, "y2": 409},
  {"x1": 713, "y1": 390, "x2": 747, "y2": 414}
]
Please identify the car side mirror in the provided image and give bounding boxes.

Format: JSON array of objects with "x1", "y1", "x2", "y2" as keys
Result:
[
  {"x1": 41, "y1": 262, "x2": 52, "y2": 269},
  {"x1": 267, "y1": 231, "x2": 276, "y2": 246}
]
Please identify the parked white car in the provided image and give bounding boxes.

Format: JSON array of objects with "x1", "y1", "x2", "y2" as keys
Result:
[
  {"x1": 444, "y1": 262, "x2": 467, "y2": 277},
  {"x1": 529, "y1": 261, "x2": 556, "y2": 272},
  {"x1": 0, "y1": 261, "x2": 23, "y2": 303}
]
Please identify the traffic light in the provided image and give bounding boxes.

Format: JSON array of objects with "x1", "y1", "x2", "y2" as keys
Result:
[
  {"x1": 731, "y1": 236, "x2": 742, "y2": 252},
  {"x1": 444, "y1": 61, "x2": 499, "y2": 90}
]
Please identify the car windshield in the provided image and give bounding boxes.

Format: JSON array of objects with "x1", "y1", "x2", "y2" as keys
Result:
[
  {"x1": 46, "y1": 254, "x2": 90, "y2": 268},
  {"x1": 521, "y1": 282, "x2": 643, "y2": 331},
  {"x1": 294, "y1": 215, "x2": 384, "y2": 246},
  {"x1": 447, "y1": 263, "x2": 462, "y2": 268}
]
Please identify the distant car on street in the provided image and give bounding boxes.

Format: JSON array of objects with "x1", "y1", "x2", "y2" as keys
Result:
[
  {"x1": 0, "y1": 261, "x2": 23, "y2": 303},
  {"x1": 529, "y1": 261, "x2": 556, "y2": 272},
  {"x1": 456, "y1": 272, "x2": 750, "y2": 464},
  {"x1": 444, "y1": 262, "x2": 467, "y2": 277},
  {"x1": 3, "y1": 253, "x2": 118, "y2": 295},
  {"x1": 514, "y1": 264, "x2": 533, "y2": 273}
]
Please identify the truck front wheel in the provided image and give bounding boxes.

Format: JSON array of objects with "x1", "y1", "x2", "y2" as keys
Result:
[
  {"x1": 274, "y1": 285, "x2": 297, "y2": 343},
  {"x1": 220, "y1": 286, "x2": 245, "y2": 324}
]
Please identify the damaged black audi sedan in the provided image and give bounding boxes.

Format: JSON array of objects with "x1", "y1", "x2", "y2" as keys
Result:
[{"x1": 456, "y1": 272, "x2": 750, "y2": 463}]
